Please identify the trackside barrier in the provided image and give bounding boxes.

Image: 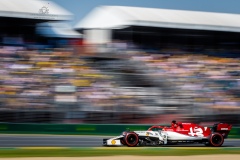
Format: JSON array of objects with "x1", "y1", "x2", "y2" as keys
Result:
[
  {"x1": 0, "y1": 123, "x2": 239, "y2": 138},
  {"x1": 0, "y1": 123, "x2": 152, "y2": 135}
]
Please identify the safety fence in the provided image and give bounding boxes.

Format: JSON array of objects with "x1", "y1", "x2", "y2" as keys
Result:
[{"x1": 0, "y1": 123, "x2": 239, "y2": 138}]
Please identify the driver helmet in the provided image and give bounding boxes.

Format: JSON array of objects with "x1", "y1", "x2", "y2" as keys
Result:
[{"x1": 171, "y1": 120, "x2": 177, "y2": 128}]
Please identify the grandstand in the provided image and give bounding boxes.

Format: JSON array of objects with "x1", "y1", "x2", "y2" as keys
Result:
[
  {"x1": 75, "y1": 6, "x2": 240, "y2": 57},
  {"x1": 73, "y1": 6, "x2": 240, "y2": 124},
  {"x1": 0, "y1": 0, "x2": 80, "y2": 47},
  {"x1": 0, "y1": 4, "x2": 239, "y2": 125},
  {"x1": 0, "y1": 0, "x2": 81, "y2": 123}
]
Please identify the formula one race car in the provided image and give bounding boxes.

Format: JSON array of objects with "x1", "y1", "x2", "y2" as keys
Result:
[{"x1": 103, "y1": 121, "x2": 232, "y2": 147}]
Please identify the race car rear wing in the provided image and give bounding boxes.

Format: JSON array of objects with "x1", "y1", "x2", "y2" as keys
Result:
[{"x1": 212, "y1": 123, "x2": 232, "y2": 138}]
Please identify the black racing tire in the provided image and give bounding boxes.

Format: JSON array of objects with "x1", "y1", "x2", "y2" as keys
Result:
[
  {"x1": 124, "y1": 132, "x2": 139, "y2": 147},
  {"x1": 209, "y1": 133, "x2": 224, "y2": 147}
]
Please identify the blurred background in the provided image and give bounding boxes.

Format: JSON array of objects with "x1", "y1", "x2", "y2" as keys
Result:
[{"x1": 0, "y1": 0, "x2": 239, "y2": 126}]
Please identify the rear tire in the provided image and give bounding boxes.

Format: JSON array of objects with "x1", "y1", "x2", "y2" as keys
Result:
[
  {"x1": 124, "y1": 132, "x2": 139, "y2": 147},
  {"x1": 209, "y1": 133, "x2": 224, "y2": 147}
]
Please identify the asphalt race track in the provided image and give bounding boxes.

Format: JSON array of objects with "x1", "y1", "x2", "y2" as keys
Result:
[{"x1": 0, "y1": 134, "x2": 239, "y2": 147}]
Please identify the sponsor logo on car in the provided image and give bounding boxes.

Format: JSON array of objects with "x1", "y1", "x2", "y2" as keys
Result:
[
  {"x1": 111, "y1": 140, "x2": 116, "y2": 145},
  {"x1": 221, "y1": 128, "x2": 229, "y2": 130},
  {"x1": 146, "y1": 132, "x2": 154, "y2": 136}
]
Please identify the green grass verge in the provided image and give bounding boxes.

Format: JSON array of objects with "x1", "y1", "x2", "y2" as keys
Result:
[{"x1": 0, "y1": 147, "x2": 240, "y2": 157}]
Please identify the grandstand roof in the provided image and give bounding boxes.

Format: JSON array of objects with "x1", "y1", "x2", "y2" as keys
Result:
[
  {"x1": 36, "y1": 22, "x2": 82, "y2": 38},
  {"x1": 75, "y1": 6, "x2": 240, "y2": 32},
  {"x1": 0, "y1": 0, "x2": 72, "y2": 21}
]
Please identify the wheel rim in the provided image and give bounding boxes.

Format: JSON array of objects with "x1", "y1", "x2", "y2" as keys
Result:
[
  {"x1": 212, "y1": 135, "x2": 222, "y2": 145},
  {"x1": 127, "y1": 134, "x2": 137, "y2": 144}
]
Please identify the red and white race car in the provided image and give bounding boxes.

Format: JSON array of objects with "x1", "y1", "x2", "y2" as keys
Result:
[{"x1": 103, "y1": 121, "x2": 232, "y2": 147}]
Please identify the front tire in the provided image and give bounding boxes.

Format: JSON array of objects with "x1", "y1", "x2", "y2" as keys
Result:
[{"x1": 124, "y1": 132, "x2": 139, "y2": 147}]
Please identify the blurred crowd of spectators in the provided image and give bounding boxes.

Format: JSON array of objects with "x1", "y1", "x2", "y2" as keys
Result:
[
  {"x1": 129, "y1": 51, "x2": 240, "y2": 114},
  {"x1": 0, "y1": 43, "x2": 239, "y2": 118}
]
